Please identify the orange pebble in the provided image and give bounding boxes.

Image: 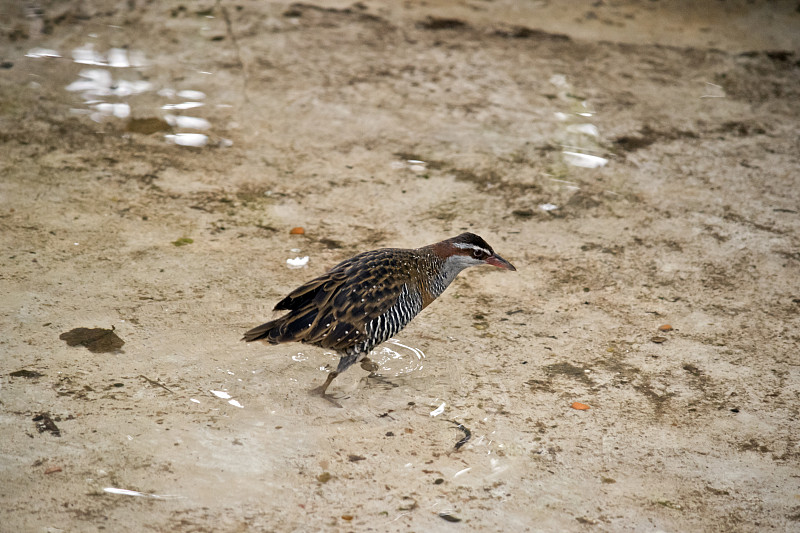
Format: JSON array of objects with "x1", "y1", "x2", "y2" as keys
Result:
[
  {"x1": 289, "y1": 227, "x2": 305, "y2": 235},
  {"x1": 571, "y1": 402, "x2": 591, "y2": 410}
]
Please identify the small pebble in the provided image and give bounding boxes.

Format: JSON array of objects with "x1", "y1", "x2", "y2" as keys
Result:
[
  {"x1": 651, "y1": 336, "x2": 667, "y2": 343},
  {"x1": 286, "y1": 256, "x2": 309, "y2": 268},
  {"x1": 290, "y1": 227, "x2": 305, "y2": 235},
  {"x1": 658, "y1": 324, "x2": 673, "y2": 332}
]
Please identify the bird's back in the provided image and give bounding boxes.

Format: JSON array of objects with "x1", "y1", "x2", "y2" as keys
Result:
[{"x1": 243, "y1": 247, "x2": 440, "y2": 357}]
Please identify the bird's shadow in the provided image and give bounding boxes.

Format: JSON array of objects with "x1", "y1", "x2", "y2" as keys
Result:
[
  {"x1": 309, "y1": 358, "x2": 400, "y2": 408},
  {"x1": 360, "y1": 358, "x2": 399, "y2": 390},
  {"x1": 308, "y1": 386, "x2": 345, "y2": 408},
  {"x1": 365, "y1": 372, "x2": 399, "y2": 390}
]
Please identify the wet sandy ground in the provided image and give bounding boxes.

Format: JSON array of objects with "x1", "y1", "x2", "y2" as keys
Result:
[{"x1": 2, "y1": 1, "x2": 799, "y2": 531}]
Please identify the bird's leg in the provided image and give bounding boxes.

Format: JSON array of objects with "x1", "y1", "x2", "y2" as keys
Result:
[
  {"x1": 310, "y1": 371, "x2": 343, "y2": 408},
  {"x1": 310, "y1": 371, "x2": 338, "y2": 395}
]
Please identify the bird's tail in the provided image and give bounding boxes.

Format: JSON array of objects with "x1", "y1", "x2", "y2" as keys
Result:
[
  {"x1": 242, "y1": 318, "x2": 283, "y2": 343},
  {"x1": 242, "y1": 309, "x2": 318, "y2": 344}
]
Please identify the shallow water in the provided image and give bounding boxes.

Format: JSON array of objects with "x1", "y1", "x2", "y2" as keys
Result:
[{"x1": 373, "y1": 338, "x2": 426, "y2": 376}]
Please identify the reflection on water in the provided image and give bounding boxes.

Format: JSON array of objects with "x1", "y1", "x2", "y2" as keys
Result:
[
  {"x1": 176, "y1": 89, "x2": 207, "y2": 100},
  {"x1": 25, "y1": 47, "x2": 60, "y2": 59},
  {"x1": 165, "y1": 115, "x2": 211, "y2": 130},
  {"x1": 550, "y1": 74, "x2": 608, "y2": 169},
  {"x1": 25, "y1": 42, "x2": 229, "y2": 148},
  {"x1": 66, "y1": 68, "x2": 152, "y2": 97},
  {"x1": 562, "y1": 151, "x2": 608, "y2": 168},
  {"x1": 70, "y1": 43, "x2": 146, "y2": 67},
  {"x1": 162, "y1": 101, "x2": 204, "y2": 110},
  {"x1": 391, "y1": 159, "x2": 428, "y2": 173},
  {"x1": 165, "y1": 133, "x2": 209, "y2": 147}
]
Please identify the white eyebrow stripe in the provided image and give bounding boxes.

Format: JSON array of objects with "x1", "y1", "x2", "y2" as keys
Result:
[{"x1": 453, "y1": 242, "x2": 491, "y2": 255}]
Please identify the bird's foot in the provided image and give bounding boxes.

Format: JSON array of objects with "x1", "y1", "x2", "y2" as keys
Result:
[
  {"x1": 320, "y1": 392, "x2": 344, "y2": 408},
  {"x1": 309, "y1": 372, "x2": 344, "y2": 408},
  {"x1": 360, "y1": 357, "x2": 380, "y2": 373}
]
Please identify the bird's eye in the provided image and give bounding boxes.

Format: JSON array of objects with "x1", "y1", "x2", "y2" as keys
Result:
[{"x1": 472, "y1": 249, "x2": 485, "y2": 259}]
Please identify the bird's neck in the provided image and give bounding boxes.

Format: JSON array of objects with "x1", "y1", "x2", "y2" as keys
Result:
[{"x1": 416, "y1": 250, "x2": 471, "y2": 308}]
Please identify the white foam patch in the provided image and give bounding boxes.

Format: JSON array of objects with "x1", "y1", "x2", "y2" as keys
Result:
[{"x1": 430, "y1": 402, "x2": 446, "y2": 417}]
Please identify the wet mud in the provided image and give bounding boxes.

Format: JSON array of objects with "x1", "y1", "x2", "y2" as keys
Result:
[{"x1": 1, "y1": 1, "x2": 799, "y2": 531}]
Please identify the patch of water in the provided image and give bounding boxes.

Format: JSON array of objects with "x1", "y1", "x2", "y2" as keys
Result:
[
  {"x1": 549, "y1": 74, "x2": 608, "y2": 169},
  {"x1": 372, "y1": 338, "x2": 426, "y2": 377},
  {"x1": 25, "y1": 42, "x2": 230, "y2": 148}
]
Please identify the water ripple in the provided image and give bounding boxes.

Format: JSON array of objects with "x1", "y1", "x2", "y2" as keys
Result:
[{"x1": 373, "y1": 338, "x2": 426, "y2": 377}]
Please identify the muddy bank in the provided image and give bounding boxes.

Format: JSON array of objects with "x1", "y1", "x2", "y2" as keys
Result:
[{"x1": 1, "y1": 1, "x2": 799, "y2": 531}]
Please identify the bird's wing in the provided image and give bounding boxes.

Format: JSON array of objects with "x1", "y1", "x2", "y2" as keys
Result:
[
  {"x1": 275, "y1": 249, "x2": 419, "y2": 352},
  {"x1": 272, "y1": 269, "x2": 348, "y2": 312}
]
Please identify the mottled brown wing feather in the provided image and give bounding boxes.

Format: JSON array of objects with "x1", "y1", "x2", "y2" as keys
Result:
[
  {"x1": 244, "y1": 249, "x2": 416, "y2": 353},
  {"x1": 300, "y1": 250, "x2": 414, "y2": 351},
  {"x1": 272, "y1": 270, "x2": 347, "y2": 311}
]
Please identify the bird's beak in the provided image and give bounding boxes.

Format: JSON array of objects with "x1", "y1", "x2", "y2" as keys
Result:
[{"x1": 485, "y1": 253, "x2": 516, "y2": 271}]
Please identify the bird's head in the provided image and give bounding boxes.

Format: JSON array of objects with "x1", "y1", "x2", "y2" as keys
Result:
[{"x1": 434, "y1": 232, "x2": 516, "y2": 272}]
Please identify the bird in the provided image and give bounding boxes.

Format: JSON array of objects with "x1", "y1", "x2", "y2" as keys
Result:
[{"x1": 242, "y1": 232, "x2": 515, "y2": 402}]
